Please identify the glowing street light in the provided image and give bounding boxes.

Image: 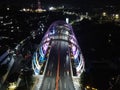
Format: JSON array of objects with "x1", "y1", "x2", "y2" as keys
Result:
[
  {"x1": 102, "y1": 12, "x2": 107, "y2": 16},
  {"x1": 7, "y1": 8, "x2": 10, "y2": 11},
  {"x1": 66, "y1": 18, "x2": 69, "y2": 23},
  {"x1": 115, "y1": 14, "x2": 119, "y2": 19},
  {"x1": 49, "y1": 7, "x2": 56, "y2": 11},
  {"x1": 86, "y1": 85, "x2": 90, "y2": 89}
]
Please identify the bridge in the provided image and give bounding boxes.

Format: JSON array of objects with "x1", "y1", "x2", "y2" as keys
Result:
[{"x1": 32, "y1": 21, "x2": 85, "y2": 90}]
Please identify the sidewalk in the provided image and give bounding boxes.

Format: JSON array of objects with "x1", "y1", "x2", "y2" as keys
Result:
[
  {"x1": 31, "y1": 75, "x2": 44, "y2": 90},
  {"x1": 72, "y1": 76, "x2": 81, "y2": 90}
]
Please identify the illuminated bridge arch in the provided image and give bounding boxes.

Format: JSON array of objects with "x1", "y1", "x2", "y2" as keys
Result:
[{"x1": 32, "y1": 21, "x2": 85, "y2": 76}]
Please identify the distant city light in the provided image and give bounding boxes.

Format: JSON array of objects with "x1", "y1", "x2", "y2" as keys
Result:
[
  {"x1": 66, "y1": 18, "x2": 69, "y2": 23},
  {"x1": 42, "y1": 28, "x2": 44, "y2": 31},
  {"x1": 109, "y1": 34, "x2": 111, "y2": 37},
  {"x1": 102, "y1": 12, "x2": 107, "y2": 16},
  {"x1": 7, "y1": 8, "x2": 10, "y2": 11},
  {"x1": 5, "y1": 16, "x2": 8, "y2": 18},
  {"x1": 86, "y1": 85, "x2": 90, "y2": 89},
  {"x1": 1, "y1": 21, "x2": 3, "y2": 23},
  {"x1": 21, "y1": 8, "x2": 46, "y2": 13},
  {"x1": 86, "y1": 12, "x2": 88, "y2": 16},
  {"x1": 49, "y1": 7, "x2": 56, "y2": 11},
  {"x1": 11, "y1": 30, "x2": 14, "y2": 32},
  {"x1": 23, "y1": 8, "x2": 26, "y2": 11},
  {"x1": 108, "y1": 39, "x2": 111, "y2": 43},
  {"x1": 85, "y1": 85, "x2": 98, "y2": 90},
  {"x1": 11, "y1": 26, "x2": 14, "y2": 29},
  {"x1": 92, "y1": 87, "x2": 98, "y2": 90},
  {"x1": 17, "y1": 27, "x2": 19, "y2": 29},
  {"x1": 115, "y1": 14, "x2": 119, "y2": 19},
  {"x1": 3, "y1": 23, "x2": 6, "y2": 26},
  {"x1": 0, "y1": 16, "x2": 3, "y2": 19}
]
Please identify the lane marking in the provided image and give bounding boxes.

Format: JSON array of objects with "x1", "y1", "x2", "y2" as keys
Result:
[
  {"x1": 59, "y1": 79, "x2": 62, "y2": 90},
  {"x1": 50, "y1": 72, "x2": 52, "y2": 76},
  {"x1": 48, "y1": 82, "x2": 50, "y2": 89},
  {"x1": 67, "y1": 71, "x2": 69, "y2": 76},
  {"x1": 64, "y1": 82, "x2": 66, "y2": 89}
]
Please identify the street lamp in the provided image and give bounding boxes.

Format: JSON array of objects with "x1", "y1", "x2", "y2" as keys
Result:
[{"x1": 102, "y1": 12, "x2": 107, "y2": 16}]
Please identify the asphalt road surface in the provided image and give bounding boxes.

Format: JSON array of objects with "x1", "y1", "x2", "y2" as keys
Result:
[{"x1": 40, "y1": 40, "x2": 75, "y2": 90}]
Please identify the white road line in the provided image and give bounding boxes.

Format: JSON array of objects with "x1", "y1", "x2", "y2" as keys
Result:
[
  {"x1": 50, "y1": 72, "x2": 52, "y2": 76},
  {"x1": 60, "y1": 79, "x2": 62, "y2": 90},
  {"x1": 48, "y1": 82, "x2": 50, "y2": 89},
  {"x1": 67, "y1": 71, "x2": 69, "y2": 76},
  {"x1": 64, "y1": 82, "x2": 66, "y2": 89},
  {"x1": 52, "y1": 79, "x2": 55, "y2": 90}
]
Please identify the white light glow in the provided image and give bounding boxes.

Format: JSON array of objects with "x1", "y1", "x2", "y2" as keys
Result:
[
  {"x1": 49, "y1": 7, "x2": 56, "y2": 11},
  {"x1": 66, "y1": 18, "x2": 69, "y2": 23}
]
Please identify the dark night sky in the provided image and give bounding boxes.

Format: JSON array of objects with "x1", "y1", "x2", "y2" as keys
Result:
[{"x1": 0, "y1": 0, "x2": 120, "y2": 8}]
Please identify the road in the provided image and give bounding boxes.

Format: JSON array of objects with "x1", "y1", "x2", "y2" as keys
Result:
[{"x1": 40, "y1": 39, "x2": 75, "y2": 90}]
